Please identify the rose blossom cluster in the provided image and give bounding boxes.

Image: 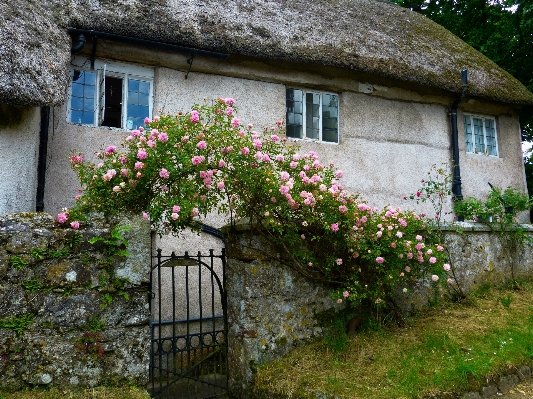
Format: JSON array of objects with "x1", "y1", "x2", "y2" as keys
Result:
[{"x1": 64, "y1": 98, "x2": 451, "y2": 307}]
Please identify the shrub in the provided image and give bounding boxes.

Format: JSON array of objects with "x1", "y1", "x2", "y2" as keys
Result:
[{"x1": 62, "y1": 99, "x2": 451, "y2": 314}]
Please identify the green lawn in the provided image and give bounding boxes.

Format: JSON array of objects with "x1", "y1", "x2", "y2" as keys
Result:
[{"x1": 254, "y1": 281, "x2": 533, "y2": 399}]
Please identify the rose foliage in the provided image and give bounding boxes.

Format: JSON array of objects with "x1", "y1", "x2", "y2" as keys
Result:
[{"x1": 64, "y1": 99, "x2": 451, "y2": 309}]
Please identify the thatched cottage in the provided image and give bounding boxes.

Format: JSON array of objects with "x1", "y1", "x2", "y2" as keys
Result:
[{"x1": 2, "y1": 0, "x2": 533, "y2": 246}]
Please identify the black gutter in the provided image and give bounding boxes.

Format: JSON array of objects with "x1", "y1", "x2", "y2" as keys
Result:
[
  {"x1": 68, "y1": 28, "x2": 229, "y2": 60},
  {"x1": 451, "y1": 70, "x2": 468, "y2": 218},
  {"x1": 36, "y1": 107, "x2": 50, "y2": 212}
]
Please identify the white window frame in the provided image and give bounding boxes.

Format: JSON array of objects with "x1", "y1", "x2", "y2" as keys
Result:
[
  {"x1": 286, "y1": 88, "x2": 340, "y2": 144},
  {"x1": 67, "y1": 56, "x2": 154, "y2": 130},
  {"x1": 463, "y1": 113, "x2": 499, "y2": 157}
]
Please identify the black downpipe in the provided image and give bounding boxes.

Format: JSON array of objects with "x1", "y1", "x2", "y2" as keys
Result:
[
  {"x1": 36, "y1": 107, "x2": 50, "y2": 212},
  {"x1": 451, "y1": 70, "x2": 468, "y2": 221},
  {"x1": 451, "y1": 103, "x2": 463, "y2": 200},
  {"x1": 71, "y1": 33, "x2": 86, "y2": 53}
]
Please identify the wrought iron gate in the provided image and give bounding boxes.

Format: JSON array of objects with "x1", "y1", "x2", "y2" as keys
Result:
[{"x1": 148, "y1": 249, "x2": 228, "y2": 399}]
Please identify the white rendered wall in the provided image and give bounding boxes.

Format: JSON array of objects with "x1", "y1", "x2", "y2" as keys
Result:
[
  {"x1": 43, "y1": 48, "x2": 527, "y2": 226},
  {"x1": 0, "y1": 106, "x2": 40, "y2": 216}
]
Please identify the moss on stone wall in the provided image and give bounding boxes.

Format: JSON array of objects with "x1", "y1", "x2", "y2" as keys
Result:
[{"x1": 0, "y1": 213, "x2": 150, "y2": 391}]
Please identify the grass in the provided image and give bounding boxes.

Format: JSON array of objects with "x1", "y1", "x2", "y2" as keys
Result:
[
  {"x1": 0, "y1": 386, "x2": 150, "y2": 399},
  {"x1": 253, "y1": 280, "x2": 533, "y2": 399}
]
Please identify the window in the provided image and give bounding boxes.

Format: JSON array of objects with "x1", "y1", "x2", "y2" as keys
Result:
[
  {"x1": 464, "y1": 114, "x2": 498, "y2": 156},
  {"x1": 68, "y1": 57, "x2": 154, "y2": 130},
  {"x1": 286, "y1": 88, "x2": 339, "y2": 143}
]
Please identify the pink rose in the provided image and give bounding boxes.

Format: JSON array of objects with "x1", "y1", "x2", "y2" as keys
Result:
[
  {"x1": 159, "y1": 168, "x2": 170, "y2": 179},
  {"x1": 190, "y1": 110, "x2": 200, "y2": 123},
  {"x1": 57, "y1": 212, "x2": 68, "y2": 224}
]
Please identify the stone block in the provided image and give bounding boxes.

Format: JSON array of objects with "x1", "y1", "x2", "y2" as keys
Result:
[
  {"x1": 460, "y1": 392, "x2": 481, "y2": 399},
  {"x1": 498, "y1": 374, "x2": 519, "y2": 392},
  {"x1": 518, "y1": 365, "x2": 531, "y2": 381},
  {"x1": 480, "y1": 384, "x2": 497, "y2": 398}
]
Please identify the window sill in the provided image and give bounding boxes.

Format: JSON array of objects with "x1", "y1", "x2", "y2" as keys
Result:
[{"x1": 286, "y1": 137, "x2": 339, "y2": 145}]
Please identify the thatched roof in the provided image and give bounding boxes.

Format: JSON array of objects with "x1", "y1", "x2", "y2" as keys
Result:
[{"x1": 2, "y1": 0, "x2": 533, "y2": 107}]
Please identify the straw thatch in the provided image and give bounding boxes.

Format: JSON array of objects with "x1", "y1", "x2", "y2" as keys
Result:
[{"x1": 2, "y1": 0, "x2": 532, "y2": 107}]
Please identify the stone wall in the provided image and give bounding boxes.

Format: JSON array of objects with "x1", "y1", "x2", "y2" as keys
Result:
[
  {"x1": 223, "y1": 223, "x2": 533, "y2": 398},
  {"x1": 396, "y1": 223, "x2": 533, "y2": 314},
  {"x1": 223, "y1": 224, "x2": 340, "y2": 398},
  {"x1": 2, "y1": 213, "x2": 533, "y2": 396},
  {"x1": 445, "y1": 223, "x2": 533, "y2": 288},
  {"x1": 0, "y1": 213, "x2": 151, "y2": 391}
]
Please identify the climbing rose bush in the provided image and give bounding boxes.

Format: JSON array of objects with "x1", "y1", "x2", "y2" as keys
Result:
[{"x1": 65, "y1": 99, "x2": 450, "y2": 310}]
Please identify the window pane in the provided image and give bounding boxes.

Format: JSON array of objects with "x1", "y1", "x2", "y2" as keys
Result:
[
  {"x1": 464, "y1": 116, "x2": 473, "y2": 153},
  {"x1": 322, "y1": 94, "x2": 338, "y2": 142},
  {"x1": 128, "y1": 104, "x2": 140, "y2": 118},
  {"x1": 139, "y1": 80, "x2": 150, "y2": 94},
  {"x1": 83, "y1": 101, "x2": 94, "y2": 112},
  {"x1": 71, "y1": 96, "x2": 83, "y2": 111},
  {"x1": 128, "y1": 79, "x2": 139, "y2": 92},
  {"x1": 306, "y1": 114, "x2": 319, "y2": 139},
  {"x1": 71, "y1": 110, "x2": 83, "y2": 124},
  {"x1": 286, "y1": 88, "x2": 303, "y2": 139},
  {"x1": 71, "y1": 83, "x2": 84, "y2": 98},
  {"x1": 70, "y1": 70, "x2": 96, "y2": 125},
  {"x1": 139, "y1": 92, "x2": 149, "y2": 106},
  {"x1": 292, "y1": 89, "x2": 303, "y2": 102},
  {"x1": 484, "y1": 118, "x2": 497, "y2": 156},
  {"x1": 82, "y1": 111, "x2": 95, "y2": 125},
  {"x1": 306, "y1": 93, "x2": 320, "y2": 139},
  {"x1": 127, "y1": 79, "x2": 151, "y2": 125},
  {"x1": 473, "y1": 117, "x2": 484, "y2": 153},
  {"x1": 84, "y1": 84, "x2": 95, "y2": 99},
  {"x1": 139, "y1": 105, "x2": 149, "y2": 119},
  {"x1": 128, "y1": 91, "x2": 139, "y2": 105}
]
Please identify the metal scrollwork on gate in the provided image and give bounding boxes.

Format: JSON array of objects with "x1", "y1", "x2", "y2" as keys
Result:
[{"x1": 148, "y1": 248, "x2": 228, "y2": 399}]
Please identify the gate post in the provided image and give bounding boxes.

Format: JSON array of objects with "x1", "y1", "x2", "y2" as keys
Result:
[{"x1": 223, "y1": 224, "x2": 338, "y2": 398}]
